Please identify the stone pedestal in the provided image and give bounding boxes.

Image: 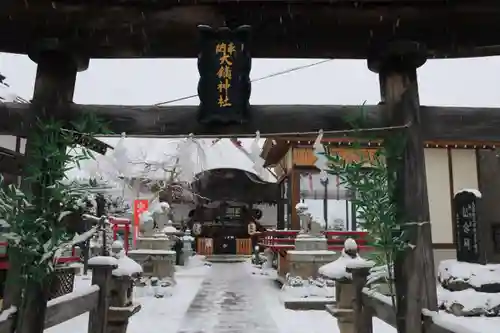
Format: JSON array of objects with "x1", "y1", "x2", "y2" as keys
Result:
[
  {"x1": 127, "y1": 249, "x2": 176, "y2": 280},
  {"x1": 136, "y1": 235, "x2": 174, "y2": 251},
  {"x1": 287, "y1": 235, "x2": 338, "y2": 279}
]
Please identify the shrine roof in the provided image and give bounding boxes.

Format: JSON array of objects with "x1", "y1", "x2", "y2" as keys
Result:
[
  {"x1": 1, "y1": 2, "x2": 500, "y2": 59},
  {"x1": 77, "y1": 137, "x2": 276, "y2": 183}
]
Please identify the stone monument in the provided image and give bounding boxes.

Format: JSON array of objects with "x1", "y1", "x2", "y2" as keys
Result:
[
  {"x1": 286, "y1": 202, "x2": 337, "y2": 279},
  {"x1": 128, "y1": 209, "x2": 176, "y2": 280}
]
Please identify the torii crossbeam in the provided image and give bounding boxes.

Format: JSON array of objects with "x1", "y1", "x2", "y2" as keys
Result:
[{"x1": 0, "y1": 102, "x2": 499, "y2": 142}]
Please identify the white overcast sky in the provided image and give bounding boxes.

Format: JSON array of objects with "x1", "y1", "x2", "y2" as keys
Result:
[
  {"x1": 3, "y1": 53, "x2": 499, "y2": 224},
  {"x1": 1, "y1": 53, "x2": 500, "y2": 107}
]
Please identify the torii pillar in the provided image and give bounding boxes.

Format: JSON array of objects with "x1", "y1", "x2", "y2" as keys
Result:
[
  {"x1": 368, "y1": 41, "x2": 438, "y2": 333},
  {"x1": 6, "y1": 40, "x2": 89, "y2": 333}
]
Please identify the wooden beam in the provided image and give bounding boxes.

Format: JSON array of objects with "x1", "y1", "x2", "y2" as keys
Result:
[
  {"x1": 0, "y1": 147, "x2": 23, "y2": 175},
  {"x1": 3, "y1": 102, "x2": 500, "y2": 142},
  {"x1": 1, "y1": 2, "x2": 500, "y2": 59}
]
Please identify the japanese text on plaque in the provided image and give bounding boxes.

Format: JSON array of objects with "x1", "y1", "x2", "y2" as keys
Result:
[
  {"x1": 458, "y1": 203, "x2": 478, "y2": 253},
  {"x1": 215, "y1": 42, "x2": 236, "y2": 107}
]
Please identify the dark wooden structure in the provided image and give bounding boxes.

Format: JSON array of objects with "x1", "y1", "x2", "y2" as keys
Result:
[
  {"x1": 192, "y1": 168, "x2": 277, "y2": 204},
  {"x1": 3, "y1": 2, "x2": 500, "y2": 333},
  {"x1": 0, "y1": 2, "x2": 499, "y2": 59},
  {"x1": 190, "y1": 168, "x2": 277, "y2": 256}
]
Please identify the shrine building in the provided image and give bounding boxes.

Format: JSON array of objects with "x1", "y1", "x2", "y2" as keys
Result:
[
  {"x1": 95, "y1": 137, "x2": 279, "y2": 258},
  {"x1": 261, "y1": 137, "x2": 500, "y2": 267}
]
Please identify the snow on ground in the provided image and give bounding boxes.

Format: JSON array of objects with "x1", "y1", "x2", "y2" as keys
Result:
[
  {"x1": 427, "y1": 311, "x2": 500, "y2": 333},
  {"x1": 438, "y1": 260, "x2": 500, "y2": 290},
  {"x1": 251, "y1": 264, "x2": 396, "y2": 333},
  {"x1": 45, "y1": 257, "x2": 500, "y2": 333},
  {"x1": 46, "y1": 256, "x2": 211, "y2": 333},
  {"x1": 437, "y1": 260, "x2": 500, "y2": 318}
]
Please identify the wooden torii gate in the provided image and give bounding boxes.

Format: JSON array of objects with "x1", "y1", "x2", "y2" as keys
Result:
[{"x1": 1, "y1": 2, "x2": 500, "y2": 333}]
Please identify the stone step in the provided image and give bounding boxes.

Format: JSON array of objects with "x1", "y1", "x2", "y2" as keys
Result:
[{"x1": 205, "y1": 255, "x2": 251, "y2": 263}]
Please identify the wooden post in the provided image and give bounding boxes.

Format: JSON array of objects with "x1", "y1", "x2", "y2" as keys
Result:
[
  {"x1": 475, "y1": 149, "x2": 500, "y2": 263},
  {"x1": 12, "y1": 44, "x2": 89, "y2": 333},
  {"x1": 290, "y1": 169, "x2": 301, "y2": 230},
  {"x1": 96, "y1": 194, "x2": 106, "y2": 218},
  {"x1": 351, "y1": 197, "x2": 358, "y2": 231},
  {"x1": 88, "y1": 259, "x2": 117, "y2": 333},
  {"x1": 347, "y1": 266, "x2": 373, "y2": 333},
  {"x1": 368, "y1": 41, "x2": 438, "y2": 333}
]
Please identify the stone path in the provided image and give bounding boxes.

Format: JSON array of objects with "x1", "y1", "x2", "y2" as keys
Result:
[{"x1": 176, "y1": 263, "x2": 280, "y2": 333}]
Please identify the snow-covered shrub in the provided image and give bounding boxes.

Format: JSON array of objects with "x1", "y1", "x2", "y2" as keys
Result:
[
  {"x1": 134, "y1": 276, "x2": 175, "y2": 298},
  {"x1": 281, "y1": 274, "x2": 335, "y2": 299},
  {"x1": 436, "y1": 260, "x2": 500, "y2": 316}
]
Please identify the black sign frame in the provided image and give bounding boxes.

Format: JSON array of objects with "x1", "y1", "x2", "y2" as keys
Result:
[
  {"x1": 197, "y1": 25, "x2": 252, "y2": 124},
  {"x1": 454, "y1": 191, "x2": 484, "y2": 263}
]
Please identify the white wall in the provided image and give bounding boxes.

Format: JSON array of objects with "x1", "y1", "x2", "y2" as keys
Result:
[
  {"x1": 256, "y1": 204, "x2": 277, "y2": 227},
  {"x1": 450, "y1": 149, "x2": 478, "y2": 195},
  {"x1": 0, "y1": 135, "x2": 25, "y2": 153},
  {"x1": 424, "y1": 148, "x2": 478, "y2": 244},
  {"x1": 424, "y1": 149, "x2": 453, "y2": 243}
]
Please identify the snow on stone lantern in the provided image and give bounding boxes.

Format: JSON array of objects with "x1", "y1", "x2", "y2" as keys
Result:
[
  {"x1": 162, "y1": 220, "x2": 180, "y2": 238},
  {"x1": 180, "y1": 229, "x2": 194, "y2": 265}
]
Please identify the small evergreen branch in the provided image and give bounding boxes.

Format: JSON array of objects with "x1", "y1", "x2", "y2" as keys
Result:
[
  {"x1": 1, "y1": 113, "x2": 112, "y2": 283},
  {"x1": 324, "y1": 104, "x2": 407, "y2": 312}
]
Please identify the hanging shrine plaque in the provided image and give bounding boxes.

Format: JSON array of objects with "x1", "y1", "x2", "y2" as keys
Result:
[
  {"x1": 197, "y1": 25, "x2": 252, "y2": 124},
  {"x1": 454, "y1": 191, "x2": 484, "y2": 264}
]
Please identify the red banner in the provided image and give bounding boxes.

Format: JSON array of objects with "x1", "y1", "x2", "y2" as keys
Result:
[{"x1": 133, "y1": 199, "x2": 149, "y2": 246}]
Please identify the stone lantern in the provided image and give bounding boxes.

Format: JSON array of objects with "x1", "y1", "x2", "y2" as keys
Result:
[
  {"x1": 162, "y1": 220, "x2": 180, "y2": 237},
  {"x1": 180, "y1": 229, "x2": 194, "y2": 265}
]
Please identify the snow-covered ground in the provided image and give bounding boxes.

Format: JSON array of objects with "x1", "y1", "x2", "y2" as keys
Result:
[
  {"x1": 44, "y1": 257, "x2": 500, "y2": 333},
  {"x1": 45, "y1": 257, "x2": 394, "y2": 333},
  {"x1": 427, "y1": 311, "x2": 500, "y2": 333},
  {"x1": 250, "y1": 266, "x2": 395, "y2": 333},
  {"x1": 47, "y1": 256, "x2": 211, "y2": 333}
]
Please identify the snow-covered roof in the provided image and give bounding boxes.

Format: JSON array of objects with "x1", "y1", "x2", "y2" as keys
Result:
[{"x1": 78, "y1": 137, "x2": 276, "y2": 183}]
